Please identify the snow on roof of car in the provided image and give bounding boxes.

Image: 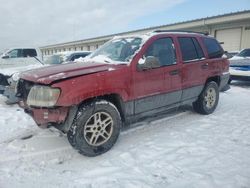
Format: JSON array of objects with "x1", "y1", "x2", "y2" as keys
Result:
[
  {"x1": 111, "y1": 31, "x2": 213, "y2": 42},
  {"x1": 3, "y1": 47, "x2": 40, "y2": 51},
  {"x1": 43, "y1": 51, "x2": 91, "y2": 60},
  {"x1": 53, "y1": 51, "x2": 91, "y2": 56},
  {"x1": 111, "y1": 33, "x2": 151, "y2": 41}
]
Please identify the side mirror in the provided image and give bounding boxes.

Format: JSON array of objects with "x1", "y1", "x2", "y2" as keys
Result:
[
  {"x1": 2, "y1": 55, "x2": 9, "y2": 59},
  {"x1": 137, "y1": 56, "x2": 161, "y2": 71}
]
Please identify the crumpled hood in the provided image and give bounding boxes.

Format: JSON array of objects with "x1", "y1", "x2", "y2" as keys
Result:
[{"x1": 20, "y1": 61, "x2": 118, "y2": 85}]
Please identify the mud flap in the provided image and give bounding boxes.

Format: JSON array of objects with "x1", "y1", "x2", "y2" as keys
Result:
[{"x1": 220, "y1": 84, "x2": 230, "y2": 92}]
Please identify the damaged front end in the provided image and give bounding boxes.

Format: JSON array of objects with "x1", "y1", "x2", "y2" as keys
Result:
[
  {"x1": 0, "y1": 74, "x2": 10, "y2": 94},
  {"x1": 16, "y1": 79, "x2": 77, "y2": 132},
  {"x1": 0, "y1": 73, "x2": 21, "y2": 104}
]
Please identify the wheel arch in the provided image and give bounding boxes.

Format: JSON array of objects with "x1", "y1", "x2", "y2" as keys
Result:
[
  {"x1": 205, "y1": 76, "x2": 221, "y2": 87},
  {"x1": 78, "y1": 93, "x2": 126, "y2": 123}
]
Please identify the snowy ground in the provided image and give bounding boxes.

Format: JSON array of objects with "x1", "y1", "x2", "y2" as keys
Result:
[{"x1": 0, "y1": 82, "x2": 250, "y2": 188}]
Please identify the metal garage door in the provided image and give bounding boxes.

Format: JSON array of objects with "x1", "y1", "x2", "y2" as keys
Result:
[{"x1": 215, "y1": 28, "x2": 242, "y2": 51}]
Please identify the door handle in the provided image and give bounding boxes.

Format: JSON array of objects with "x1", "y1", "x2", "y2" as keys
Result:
[
  {"x1": 169, "y1": 69, "x2": 179, "y2": 76},
  {"x1": 201, "y1": 63, "x2": 208, "y2": 69}
]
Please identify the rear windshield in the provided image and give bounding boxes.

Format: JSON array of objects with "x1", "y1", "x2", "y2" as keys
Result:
[{"x1": 237, "y1": 49, "x2": 250, "y2": 57}]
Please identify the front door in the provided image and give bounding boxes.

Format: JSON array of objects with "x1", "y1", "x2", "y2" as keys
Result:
[{"x1": 132, "y1": 36, "x2": 182, "y2": 114}]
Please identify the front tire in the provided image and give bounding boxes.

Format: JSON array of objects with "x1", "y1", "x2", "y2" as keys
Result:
[
  {"x1": 193, "y1": 81, "x2": 219, "y2": 115},
  {"x1": 67, "y1": 100, "x2": 121, "y2": 157}
]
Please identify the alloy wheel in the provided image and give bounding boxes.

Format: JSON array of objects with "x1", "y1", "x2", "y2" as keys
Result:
[{"x1": 83, "y1": 112, "x2": 114, "y2": 146}]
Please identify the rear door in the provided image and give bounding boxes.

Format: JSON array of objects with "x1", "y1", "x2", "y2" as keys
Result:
[
  {"x1": 132, "y1": 36, "x2": 182, "y2": 114},
  {"x1": 177, "y1": 36, "x2": 208, "y2": 101}
]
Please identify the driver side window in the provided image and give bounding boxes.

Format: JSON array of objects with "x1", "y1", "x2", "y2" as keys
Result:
[
  {"x1": 7, "y1": 49, "x2": 22, "y2": 58},
  {"x1": 145, "y1": 38, "x2": 176, "y2": 66}
]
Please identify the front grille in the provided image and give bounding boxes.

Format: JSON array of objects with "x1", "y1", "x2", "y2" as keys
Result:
[{"x1": 16, "y1": 79, "x2": 34, "y2": 100}]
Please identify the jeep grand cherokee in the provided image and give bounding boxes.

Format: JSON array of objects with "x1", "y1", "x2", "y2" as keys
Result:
[{"x1": 17, "y1": 31, "x2": 230, "y2": 156}]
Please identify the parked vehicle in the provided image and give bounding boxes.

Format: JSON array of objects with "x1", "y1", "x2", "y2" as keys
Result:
[
  {"x1": 16, "y1": 31, "x2": 230, "y2": 156},
  {"x1": 1, "y1": 51, "x2": 91, "y2": 104},
  {"x1": 44, "y1": 51, "x2": 91, "y2": 65},
  {"x1": 224, "y1": 51, "x2": 239, "y2": 59},
  {"x1": 0, "y1": 48, "x2": 43, "y2": 70},
  {"x1": 0, "y1": 48, "x2": 43, "y2": 86},
  {"x1": 229, "y1": 48, "x2": 250, "y2": 83}
]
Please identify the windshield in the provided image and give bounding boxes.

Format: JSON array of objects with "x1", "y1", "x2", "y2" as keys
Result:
[
  {"x1": 44, "y1": 54, "x2": 67, "y2": 65},
  {"x1": 89, "y1": 37, "x2": 143, "y2": 63},
  {"x1": 237, "y1": 49, "x2": 250, "y2": 57}
]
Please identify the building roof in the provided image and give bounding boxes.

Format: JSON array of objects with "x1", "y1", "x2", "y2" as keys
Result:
[{"x1": 40, "y1": 10, "x2": 250, "y2": 49}]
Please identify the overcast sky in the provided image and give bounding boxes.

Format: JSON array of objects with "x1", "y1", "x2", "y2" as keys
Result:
[{"x1": 0, "y1": 0, "x2": 249, "y2": 52}]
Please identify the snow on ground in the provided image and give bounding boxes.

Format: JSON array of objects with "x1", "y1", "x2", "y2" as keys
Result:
[{"x1": 0, "y1": 82, "x2": 250, "y2": 188}]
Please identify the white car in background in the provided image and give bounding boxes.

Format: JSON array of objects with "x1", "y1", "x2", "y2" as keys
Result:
[
  {"x1": 0, "y1": 48, "x2": 43, "y2": 71},
  {"x1": 229, "y1": 48, "x2": 250, "y2": 83},
  {"x1": 0, "y1": 50, "x2": 91, "y2": 104},
  {"x1": 0, "y1": 48, "x2": 43, "y2": 85}
]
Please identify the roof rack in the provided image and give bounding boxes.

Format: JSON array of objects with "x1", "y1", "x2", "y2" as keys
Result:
[{"x1": 153, "y1": 30, "x2": 209, "y2": 36}]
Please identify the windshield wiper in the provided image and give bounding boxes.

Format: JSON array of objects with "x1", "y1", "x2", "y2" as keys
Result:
[
  {"x1": 34, "y1": 56, "x2": 44, "y2": 65},
  {"x1": 104, "y1": 60, "x2": 111, "y2": 64}
]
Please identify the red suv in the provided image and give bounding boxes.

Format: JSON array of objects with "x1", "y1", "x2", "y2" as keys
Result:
[{"x1": 17, "y1": 31, "x2": 230, "y2": 156}]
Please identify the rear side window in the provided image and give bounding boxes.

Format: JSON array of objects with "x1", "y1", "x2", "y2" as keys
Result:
[
  {"x1": 178, "y1": 37, "x2": 205, "y2": 62},
  {"x1": 71, "y1": 55, "x2": 81, "y2": 61},
  {"x1": 192, "y1": 38, "x2": 205, "y2": 59},
  {"x1": 23, "y1": 49, "x2": 37, "y2": 57},
  {"x1": 203, "y1": 38, "x2": 223, "y2": 59},
  {"x1": 71, "y1": 53, "x2": 89, "y2": 61}
]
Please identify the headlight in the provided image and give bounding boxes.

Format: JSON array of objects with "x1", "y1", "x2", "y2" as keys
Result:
[{"x1": 27, "y1": 85, "x2": 60, "y2": 107}]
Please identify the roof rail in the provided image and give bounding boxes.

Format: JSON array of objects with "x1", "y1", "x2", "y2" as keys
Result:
[{"x1": 153, "y1": 30, "x2": 209, "y2": 36}]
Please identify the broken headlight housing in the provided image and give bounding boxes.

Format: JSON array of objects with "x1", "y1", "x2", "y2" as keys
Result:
[{"x1": 27, "y1": 85, "x2": 60, "y2": 107}]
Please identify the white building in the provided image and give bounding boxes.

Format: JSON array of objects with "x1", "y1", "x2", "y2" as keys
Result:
[{"x1": 40, "y1": 10, "x2": 250, "y2": 56}]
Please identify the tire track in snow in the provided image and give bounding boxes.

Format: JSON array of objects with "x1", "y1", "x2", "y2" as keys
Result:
[
  {"x1": 0, "y1": 112, "x2": 188, "y2": 163},
  {"x1": 0, "y1": 146, "x2": 71, "y2": 163}
]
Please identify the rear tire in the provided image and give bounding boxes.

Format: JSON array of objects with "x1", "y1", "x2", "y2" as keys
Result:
[
  {"x1": 193, "y1": 81, "x2": 219, "y2": 115},
  {"x1": 67, "y1": 100, "x2": 121, "y2": 157}
]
